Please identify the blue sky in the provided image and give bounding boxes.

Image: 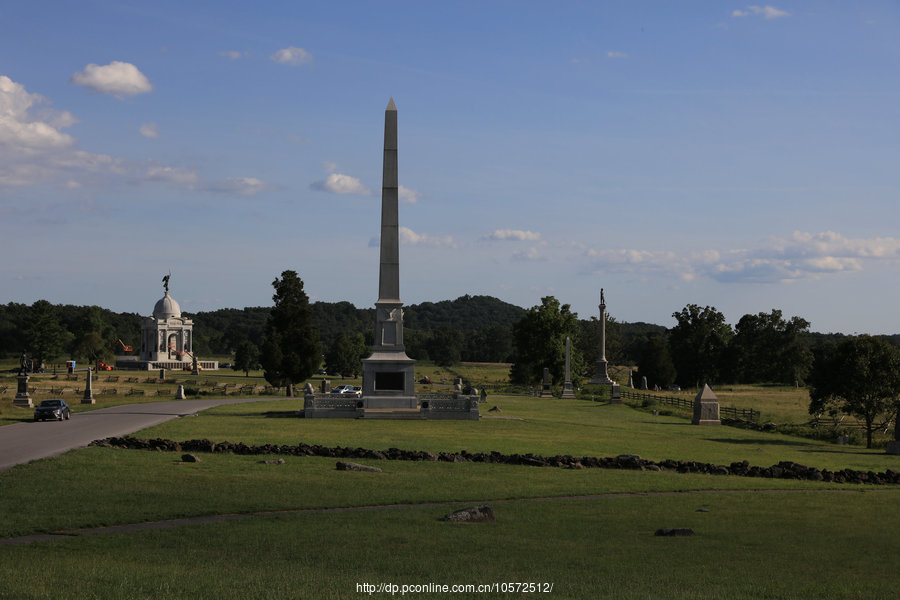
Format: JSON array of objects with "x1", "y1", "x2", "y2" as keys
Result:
[{"x1": 2, "y1": 1, "x2": 899, "y2": 334}]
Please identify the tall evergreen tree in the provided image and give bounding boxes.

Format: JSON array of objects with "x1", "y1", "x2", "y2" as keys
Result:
[
  {"x1": 259, "y1": 271, "x2": 321, "y2": 394},
  {"x1": 25, "y1": 300, "x2": 72, "y2": 368}
]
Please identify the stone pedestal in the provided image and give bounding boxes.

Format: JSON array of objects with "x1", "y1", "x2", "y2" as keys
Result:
[
  {"x1": 609, "y1": 383, "x2": 622, "y2": 404},
  {"x1": 692, "y1": 384, "x2": 721, "y2": 425},
  {"x1": 14, "y1": 374, "x2": 32, "y2": 408},
  {"x1": 81, "y1": 369, "x2": 95, "y2": 404},
  {"x1": 539, "y1": 367, "x2": 553, "y2": 398}
]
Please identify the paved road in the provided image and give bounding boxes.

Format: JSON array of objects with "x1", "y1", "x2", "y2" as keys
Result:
[{"x1": 0, "y1": 398, "x2": 277, "y2": 471}]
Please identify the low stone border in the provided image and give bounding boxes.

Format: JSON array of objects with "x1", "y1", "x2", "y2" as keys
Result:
[{"x1": 89, "y1": 436, "x2": 900, "y2": 486}]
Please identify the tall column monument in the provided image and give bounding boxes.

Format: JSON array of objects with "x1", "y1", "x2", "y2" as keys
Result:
[
  {"x1": 589, "y1": 289, "x2": 614, "y2": 385},
  {"x1": 361, "y1": 98, "x2": 417, "y2": 411}
]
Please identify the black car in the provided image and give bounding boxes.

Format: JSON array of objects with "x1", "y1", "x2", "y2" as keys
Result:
[{"x1": 34, "y1": 399, "x2": 71, "y2": 422}]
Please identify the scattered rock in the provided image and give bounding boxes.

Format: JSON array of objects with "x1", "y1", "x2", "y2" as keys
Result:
[
  {"x1": 655, "y1": 528, "x2": 694, "y2": 536},
  {"x1": 441, "y1": 505, "x2": 496, "y2": 523},
  {"x1": 335, "y1": 461, "x2": 382, "y2": 473},
  {"x1": 488, "y1": 406, "x2": 502, "y2": 412},
  {"x1": 181, "y1": 453, "x2": 201, "y2": 463},
  {"x1": 696, "y1": 508, "x2": 710, "y2": 513},
  {"x1": 259, "y1": 458, "x2": 285, "y2": 465}
]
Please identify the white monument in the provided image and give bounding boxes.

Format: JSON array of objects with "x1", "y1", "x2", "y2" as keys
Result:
[{"x1": 138, "y1": 275, "x2": 217, "y2": 371}]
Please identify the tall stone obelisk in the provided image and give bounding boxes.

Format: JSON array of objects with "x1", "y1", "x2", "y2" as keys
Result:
[
  {"x1": 361, "y1": 98, "x2": 417, "y2": 411},
  {"x1": 589, "y1": 289, "x2": 614, "y2": 385}
]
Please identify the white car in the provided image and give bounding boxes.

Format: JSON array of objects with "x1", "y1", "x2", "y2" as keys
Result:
[{"x1": 330, "y1": 385, "x2": 361, "y2": 397}]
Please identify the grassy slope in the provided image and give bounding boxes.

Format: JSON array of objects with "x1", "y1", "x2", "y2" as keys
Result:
[
  {"x1": 2, "y1": 382, "x2": 898, "y2": 599},
  {"x1": 139, "y1": 396, "x2": 896, "y2": 474}
]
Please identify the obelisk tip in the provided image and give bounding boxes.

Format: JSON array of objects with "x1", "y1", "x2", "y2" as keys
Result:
[{"x1": 386, "y1": 97, "x2": 396, "y2": 111}]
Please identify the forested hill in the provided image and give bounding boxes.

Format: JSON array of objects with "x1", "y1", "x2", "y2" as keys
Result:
[{"x1": 404, "y1": 295, "x2": 525, "y2": 331}]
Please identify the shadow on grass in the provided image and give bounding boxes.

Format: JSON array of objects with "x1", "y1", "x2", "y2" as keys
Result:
[
  {"x1": 706, "y1": 437, "x2": 812, "y2": 447},
  {"x1": 265, "y1": 411, "x2": 303, "y2": 419}
]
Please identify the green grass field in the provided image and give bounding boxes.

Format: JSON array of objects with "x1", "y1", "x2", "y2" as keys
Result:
[{"x1": 1, "y1": 362, "x2": 898, "y2": 598}]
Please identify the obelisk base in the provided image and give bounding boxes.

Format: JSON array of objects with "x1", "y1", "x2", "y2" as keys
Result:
[
  {"x1": 589, "y1": 359, "x2": 614, "y2": 385},
  {"x1": 361, "y1": 352, "x2": 417, "y2": 413}
]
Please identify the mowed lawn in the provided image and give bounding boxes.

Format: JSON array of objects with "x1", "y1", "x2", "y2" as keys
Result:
[{"x1": 1, "y1": 394, "x2": 897, "y2": 599}]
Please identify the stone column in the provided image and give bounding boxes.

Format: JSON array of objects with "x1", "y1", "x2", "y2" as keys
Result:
[
  {"x1": 561, "y1": 337, "x2": 576, "y2": 399},
  {"x1": 82, "y1": 368, "x2": 95, "y2": 404},
  {"x1": 589, "y1": 289, "x2": 614, "y2": 384}
]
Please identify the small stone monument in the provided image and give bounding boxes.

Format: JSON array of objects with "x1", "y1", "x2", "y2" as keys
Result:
[
  {"x1": 14, "y1": 352, "x2": 32, "y2": 408},
  {"x1": 627, "y1": 371, "x2": 634, "y2": 388},
  {"x1": 82, "y1": 368, "x2": 95, "y2": 404},
  {"x1": 321, "y1": 380, "x2": 331, "y2": 394},
  {"x1": 561, "y1": 337, "x2": 576, "y2": 399},
  {"x1": 14, "y1": 374, "x2": 32, "y2": 408},
  {"x1": 692, "y1": 384, "x2": 721, "y2": 425},
  {"x1": 540, "y1": 368, "x2": 553, "y2": 398},
  {"x1": 175, "y1": 384, "x2": 186, "y2": 400},
  {"x1": 641, "y1": 376, "x2": 648, "y2": 390},
  {"x1": 609, "y1": 383, "x2": 622, "y2": 404}
]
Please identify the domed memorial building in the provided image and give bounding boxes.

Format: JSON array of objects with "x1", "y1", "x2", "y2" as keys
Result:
[{"x1": 134, "y1": 275, "x2": 218, "y2": 371}]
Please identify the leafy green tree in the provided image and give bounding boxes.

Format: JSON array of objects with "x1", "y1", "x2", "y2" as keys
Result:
[
  {"x1": 808, "y1": 336, "x2": 900, "y2": 448},
  {"x1": 668, "y1": 304, "x2": 732, "y2": 388},
  {"x1": 259, "y1": 271, "x2": 322, "y2": 395},
  {"x1": 509, "y1": 296, "x2": 583, "y2": 386},
  {"x1": 729, "y1": 309, "x2": 813, "y2": 384},
  {"x1": 427, "y1": 325, "x2": 465, "y2": 366},
  {"x1": 233, "y1": 340, "x2": 260, "y2": 377},
  {"x1": 636, "y1": 333, "x2": 677, "y2": 389},
  {"x1": 324, "y1": 333, "x2": 367, "y2": 376},
  {"x1": 576, "y1": 316, "x2": 623, "y2": 375},
  {"x1": 25, "y1": 300, "x2": 73, "y2": 368},
  {"x1": 72, "y1": 331, "x2": 113, "y2": 365}
]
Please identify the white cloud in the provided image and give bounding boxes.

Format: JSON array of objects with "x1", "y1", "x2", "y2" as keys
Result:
[
  {"x1": 143, "y1": 165, "x2": 199, "y2": 187},
  {"x1": 585, "y1": 231, "x2": 900, "y2": 285},
  {"x1": 398, "y1": 185, "x2": 421, "y2": 204},
  {"x1": 607, "y1": 51, "x2": 628, "y2": 59},
  {"x1": 270, "y1": 46, "x2": 313, "y2": 66},
  {"x1": 204, "y1": 177, "x2": 273, "y2": 196},
  {"x1": 70, "y1": 61, "x2": 153, "y2": 98},
  {"x1": 0, "y1": 75, "x2": 267, "y2": 197},
  {"x1": 139, "y1": 122, "x2": 159, "y2": 139},
  {"x1": 399, "y1": 226, "x2": 455, "y2": 247},
  {"x1": 310, "y1": 172, "x2": 371, "y2": 195},
  {"x1": 512, "y1": 246, "x2": 544, "y2": 261},
  {"x1": 732, "y1": 5, "x2": 790, "y2": 19},
  {"x1": 219, "y1": 50, "x2": 245, "y2": 59},
  {"x1": 483, "y1": 229, "x2": 542, "y2": 242}
]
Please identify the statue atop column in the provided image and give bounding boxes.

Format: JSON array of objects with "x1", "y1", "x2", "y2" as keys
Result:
[{"x1": 589, "y1": 289, "x2": 614, "y2": 385}]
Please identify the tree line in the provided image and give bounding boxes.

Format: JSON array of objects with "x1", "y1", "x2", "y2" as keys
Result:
[{"x1": 4, "y1": 276, "x2": 898, "y2": 447}]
